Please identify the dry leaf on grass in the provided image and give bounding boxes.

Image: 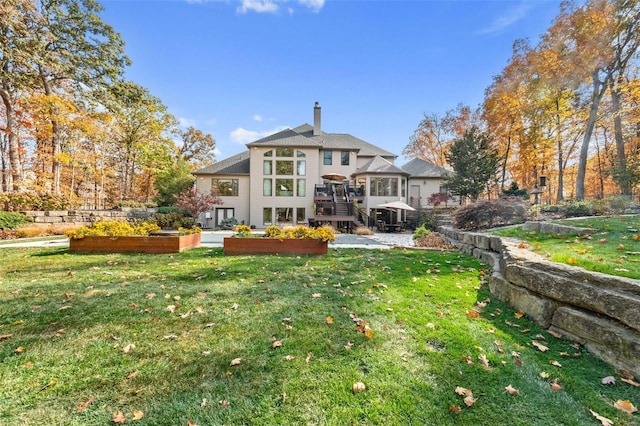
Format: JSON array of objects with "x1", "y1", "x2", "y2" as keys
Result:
[
  {"x1": 230, "y1": 357, "x2": 242, "y2": 366},
  {"x1": 122, "y1": 343, "x2": 135, "y2": 354},
  {"x1": 589, "y1": 409, "x2": 613, "y2": 426},
  {"x1": 478, "y1": 354, "x2": 490, "y2": 370},
  {"x1": 272, "y1": 340, "x2": 283, "y2": 349},
  {"x1": 505, "y1": 385, "x2": 519, "y2": 395},
  {"x1": 601, "y1": 376, "x2": 616, "y2": 385},
  {"x1": 112, "y1": 411, "x2": 126, "y2": 424},
  {"x1": 621, "y1": 377, "x2": 640, "y2": 387},
  {"x1": 352, "y1": 382, "x2": 366, "y2": 393},
  {"x1": 132, "y1": 410, "x2": 144, "y2": 420},
  {"x1": 550, "y1": 379, "x2": 563, "y2": 391},
  {"x1": 326, "y1": 316, "x2": 333, "y2": 324},
  {"x1": 76, "y1": 396, "x2": 95, "y2": 412},
  {"x1": 532, "y1": 340, "x2": 549, "y2": 352},
  {"x1": 613, "y1": 399, "x2": 638, "y2": 414}
]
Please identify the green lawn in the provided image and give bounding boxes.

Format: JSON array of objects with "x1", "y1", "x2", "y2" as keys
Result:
[
  {"x1": 0, "y1": 247, "x2": 638, "y2": 425},
  {"x1": 491, "y1": 215, "x2": 640, "y2": 279}
]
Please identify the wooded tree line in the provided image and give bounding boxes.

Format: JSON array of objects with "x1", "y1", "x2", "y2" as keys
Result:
[
  {"x1": 405, "y1": 0, "x2": 640, "y2": 203},
  {"x1": 0, "y1": 0, "x2": 215, "y2": 208}
]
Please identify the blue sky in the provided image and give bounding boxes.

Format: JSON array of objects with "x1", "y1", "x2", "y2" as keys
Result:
[{"x1": 100, "y1": 0, "x2": 561, "y2": 163}]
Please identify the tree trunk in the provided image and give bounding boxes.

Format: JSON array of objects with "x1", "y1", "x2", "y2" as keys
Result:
[
  {"x1": 39, "y1": 68, "x2": 62, "y2": 195},
  {"x1": 576, "y1": 70, "x2": 607, "y2": 200},
  {"x1": 0, "y1": 87, "x2": 22, "y2": 190},
  {"x1": 610, "y1": 77, "x2": 630, "y2": 195},
  {"x1": 555, "y1": 98, "x2": 564, "y2": 203}
]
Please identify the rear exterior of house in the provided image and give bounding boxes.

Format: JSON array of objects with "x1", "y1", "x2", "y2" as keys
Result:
[{"x1": 194, "y1": 103, "x2": 452, "y2": 229}]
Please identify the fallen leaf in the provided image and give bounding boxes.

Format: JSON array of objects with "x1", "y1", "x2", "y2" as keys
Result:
[
  {"x1": 326, "y1": 316, "x2": 333, "y2": 324},
  {"x1": 122, "y1": 343, "x2": 135, "y2": 354},
  {"x1": 504, "y1": 385, "x2": 519, "y2": 395},
  {"x1": 449, "y1": 405, "x2": 462, "y2": 413},
  {"x1": 532, "y1": 340, "x2": 549, "y2": 352},
  {"x1": 311, "y1": 293, "x2": 321, "y2": 299},
  {"x1": 352, "y1": 382, "x2": 366, "y2": 393},
  {"x1": 219, "y1": 400, "x2": 230, "y2": 408},
  {"x1": 166, "y1": 305, "x2": 177, "y2": 313},
  {"x1": 0, "y1": 334, "x2": 13, "y2": 341},
  {"x1": 463, "y1": 395, "x2": 477, "y2": 407},
  {"x1": 200, "y1": 398, "x2": 207, "y2": 407},
  {"x1": 305, "y1": 353, "x2": 313, "y2": 363},
  {"x1": 478, "y1": 354, "x2": 490, "y2": 370},
  {"x1": 550, "y1": 379, "x2": 563, "y2": 391},
  {"x1": 344, "y1": 342, "x2": 353, "y2": 350},
  {"x1": 127, "y1": 371, "x2": 139, "y2": 380},
  {"x1": 547, "y1": 329, "x2": 562, "y2": 338},
  {"x1": 188, "y1": 420, "x2": 198, "y2": 426},
  {"x1": 613, "y1": 399, "x2": 638, "y2": 414},
  {"x1": 621, "y1": 377, "x2": 640, "y2": 387},
  {"x1": 466, "y1": 311, "x2": 480, "y2": 319},
  {"x1": 230, "y1": 357, "x2": 242, "y2": 366},
  {"x1": 112, "y1": 411, "x2": 126, "y2": 424},
  {"x1": 132, "y1": 410, "x2": 144, "y2": 420},
  {"x1": 58, "y1": 305, "x2": 72, "y2": 311},
  {"x1": 455, "y1": 386, "x2": 472, "y2": 397},
  {"x1": 549, "y1": 360, "x2": 562, "y2": 368},
  {"x1": 272, "y1": 340, "x2": 283, "y2": 349},
  {"x1": 601, "y1": 376, "x2": 616, "y2": 385},
  {"x1": 514, "y1": 311, "x2": 525, "y2": 319},
  {"x1": 76, "y1": 396, "x2": 95, "y2": 412},
  {"x1": 588, "y1": 409, "x2": 613, "y2": 426},
  {"x1": 283, "y1": 355, "x2": 294, "y2": 361}
]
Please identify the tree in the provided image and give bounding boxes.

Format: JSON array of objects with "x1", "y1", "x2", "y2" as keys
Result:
[
  {"x1": 444, "y1": 127, "x2": 499, "y2": 201},
  {"x1": 175, "y1": 187, "x2": 222, "y2": 219},
  {"x1": 154, "y1": 158, "x2": 195, "y2": 206},
  {"x1": 178, "y1": 126, "x2": 216, "y2": 170}
]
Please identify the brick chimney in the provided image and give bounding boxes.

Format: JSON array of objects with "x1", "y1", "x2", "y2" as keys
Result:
[{"x1": 313, "y1": 101, "x2": 321, "y2": 136}]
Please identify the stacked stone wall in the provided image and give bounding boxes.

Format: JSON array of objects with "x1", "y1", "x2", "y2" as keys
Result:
[
  {"x1": 20, "y1": 209, "x2": 153, "y2": 228},
  {"x1": 438, "y1": 224, "x2": 640, "y2": 378}
]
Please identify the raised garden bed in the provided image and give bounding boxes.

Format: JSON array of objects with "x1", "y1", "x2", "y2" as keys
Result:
[
  {"x1": 223, "y1": 237, "x2": 328, "y2": 255},
  {"x1": 69, "y1": 233, "x2": 201, "y2": 254}
]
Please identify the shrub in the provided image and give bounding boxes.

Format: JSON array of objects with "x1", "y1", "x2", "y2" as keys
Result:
[
  {"x1": 219, "y1": 217, "x2": 239, "y2": 230},
  {"x1": 608, "y1": 195, "x2": 633, "y2": 214},
  {"x1": 0, "y1": 212, "x2": 32, "y2": 229},
  {"x1": 427, "y1": 192, "x2": 452, "y2": 207},
  {"x1": 153, "y1": 212, "x2": 195, "y2": 229},
  {"x1": 156, "y1": 206, "x2": 189, "y2": 215},
  {"x1": 263, "y1": 225, "x2": 335, "y2": 242},
  {"x1": 559, "y1": 201, "x2": 594, "y2": 218},
  {"x1": 454, "y1": 197, "x2": 529, "y2": 230},
  {"x1": 412, "y1": 225, "x2": 431, "y2": 240},
  {"x1": 414, "y1": 233, "x2": 455, "y2": 249},
  {"x1": 66, "y1": 220, "x2": 161, "y2": 239},
  {"x1": 233, "y1": 224, "x2": 252, "y2": 237},
  {"x1": 0, "y1": 192, "x2": 69, "y2": 211},
  {"x1": 355, "y1": 227, "x2": 373, "y2": 236}
]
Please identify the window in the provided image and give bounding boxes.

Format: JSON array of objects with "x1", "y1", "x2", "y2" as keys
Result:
[
  {"x1": 297, "y1": 150, "x2": 306, "y2": 158},
  {"x1": 341, "y1": 151, "x2": 350, "y2": 166},
  {"x1": 296, "y1": 208, "x2": 306, "y2": 223},
  {"x1": 211, "y1": 179, "x2": 239, "y2": 196},
  {"x1": 276, "y1": 207, "x2": 293, "y2": 223},
  {"x1": 323, "y1": 150, "x2": 332, "y2": 165},
  {"x1": 297, "y1": 179, "x2": 306, "y2": 197},
  {"x1": 276, "y1": 160, "x2": 293, "y2": 175},
  {"x1": 369, "y1": 177, "x2": 398, "y2": 197},
  {"x1": 215, "y1": 208, "x2": 234, "y2": 227},
  {"x1": 264, "y1": 150, "x2": 273, "y2": 157},
  {"x1": 276, "y1": 179, "x2": 293, "y2": 196},
  {"x1": 263, "y1": 179, "x2": 272, "y2": 196},
  {"x1": 263, "y1": 160, "x2": 272, "y2": 175},
  {"x1": 263, "y1": 208, "x2": 272, "y2": 226},
  {"x1": 276, "y1": 148, "x2": 293, "y2": 157},
  {"x1": 297, "y1": 160, "x2": 306, "y2": 176}
]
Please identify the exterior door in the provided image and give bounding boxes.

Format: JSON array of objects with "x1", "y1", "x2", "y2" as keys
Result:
[
  {"x1": 216, "y1": 208, "x2": 235, "y2": 227},
  {"x1": 409, "y1": 185, "x2": 421, "y2": 208}
]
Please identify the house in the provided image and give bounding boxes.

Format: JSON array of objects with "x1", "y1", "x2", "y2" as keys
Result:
[{"x1": 193, "y1": 103, "x2": 451, "y2": 230}]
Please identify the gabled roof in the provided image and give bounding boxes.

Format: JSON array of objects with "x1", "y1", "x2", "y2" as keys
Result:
[
  {"x1": 401, "y1": 158, "x2": 451, "y2": 178},
  {"x1": 353, "y1": 156, "x2": 409, "y2": 176},
  {"x1": 193, "y1": 151, "x2": 250, "y2": 175},
  {"x1": 247, "y1": 123, "x2": 396, "y2": 158}
]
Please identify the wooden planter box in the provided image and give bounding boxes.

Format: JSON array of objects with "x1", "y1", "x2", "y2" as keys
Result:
[
  {"x1": 223, "y1": 237, "x2": 328, "y2": 255},
  {"x1": 69, "y1": 233, "x2": 201, "y2": 254}
]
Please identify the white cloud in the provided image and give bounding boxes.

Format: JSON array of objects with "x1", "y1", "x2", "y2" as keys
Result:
[
  {"x1": 236, "y1": 0, "x2": 325, "y2": 14},
  {"x1": 230, "y1": 126, "x2": 288, "y2": 144},
  {"x1": 237, "y1": 0, "x2": 279, "y2": 14},
  {"x1": 253, "y1": 114, "x2": 263, "y2": 122},
  {"x1": 213, "y1": 147, "x2": 222, "y2": 157},
  {"x1": 475, "y1": 3, "x2": 533, "y2": 36},
  {"x1": 298, "y1": 0, "x2": 324, "y2": 12},
  {"x1": 178, "y1": 117, "x2": 198, "y2": 128}
]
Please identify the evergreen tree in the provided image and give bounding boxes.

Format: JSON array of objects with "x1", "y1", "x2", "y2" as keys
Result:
[{"x1": 444, "y1": 127, "x2": 499, "y2": 201}]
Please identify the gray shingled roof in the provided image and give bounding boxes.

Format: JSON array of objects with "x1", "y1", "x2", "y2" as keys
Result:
[
  {"x1": 353, "y1": 156, "x2": 409, "y2": 175},
  {"x1": 193, "y1": 151, "x2": 250, "y2": 175},
  {"x1": 401, "y1": 158, "x2": 451, "y2": 178},
  {"x1": 247, "y1": 123, "x2": 396, "y2": 158}
]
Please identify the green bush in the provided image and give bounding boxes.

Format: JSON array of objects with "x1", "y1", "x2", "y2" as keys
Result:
[
  {"x1": 608, "y1": 195, "x2": 632, "y2": 214},
  {"x1": 0, "y1": 212, "x2": 32, "y2": 229},
  {"x1": 412, "y1": 225, "x2": 431, "y2": 240},
  {"x1": 156, "y1": 206, "x2": 189, "y2": 215},
  {"x1": 153, "y1": 212, "x2": 195, "y2": 229},
  {"x1": 219, "y1": 217, "x2": 239, "y2": 230},
  {"x1": 559, "y1": 201, "x2": 594, "y2": 218}
]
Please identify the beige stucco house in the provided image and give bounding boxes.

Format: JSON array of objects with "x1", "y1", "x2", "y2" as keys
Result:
[{"x1": 193, "y1": 103, "x2": 451, "y2": 229}]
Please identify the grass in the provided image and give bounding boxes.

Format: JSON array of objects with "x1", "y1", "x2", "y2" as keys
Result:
[
  {"x1": 491, "y1": 215, "x2": 640, "y2": 279},
  {"x1": 0, "y1": 247, "x2": 638, "y2": 425}
]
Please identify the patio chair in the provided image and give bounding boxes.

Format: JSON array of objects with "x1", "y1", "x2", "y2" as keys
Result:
[{"x1": 377, "y1": 221, "x2": 387, "y2": 232}]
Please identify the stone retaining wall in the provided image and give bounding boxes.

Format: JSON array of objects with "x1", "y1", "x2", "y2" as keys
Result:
[
  {"x1": 21, "y1": 209, "x2": 153, "y2": 228},
  {"x1": 438, "y1": 224, "x2": 640, "y2": 379}
]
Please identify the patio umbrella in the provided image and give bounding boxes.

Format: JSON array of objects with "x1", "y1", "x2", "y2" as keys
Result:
[
  {"x1": 322, "y1": 173, "x2": 347, "y2": 181},
  {"x1": 377, "y1": 200, "x2": 416, "y2": 224}
]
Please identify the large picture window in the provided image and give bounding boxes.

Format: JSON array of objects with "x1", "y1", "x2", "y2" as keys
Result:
[
  {"x1": 263, "y1": 179, "x2": 272, "y2": 196},
  {"x1": 276, "y1": 207, "x2": 293, "y2": 223},
  {"x1": 276, "y1": 148, "x2": 293, "y2": 157},
  {"x1": 276, "y1": 160, "x2": 293, "y2": 175},
  {"x1": 263, "y1": 208, "x2": 272, "y2": 226},
  {"x1": 276, "y1": 179, "x2": 294, "y2": 196},
  {"x1": 263, "y1": 160, "x2": 272, "y2": 175},
  {"x1": 211, "y1": 179, "x2": 239, "y2": 196},
  {"x1": 369, "y1": 177, "x2": 398, "y2": 197}
]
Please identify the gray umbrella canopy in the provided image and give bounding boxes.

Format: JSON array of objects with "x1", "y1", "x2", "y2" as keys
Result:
[
  {"x1": 322, "y1": 173, "x2": 347, "y2": 181},
  {"x1": 376, "y1": 200, "x2": 416, "y2": 211}
]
